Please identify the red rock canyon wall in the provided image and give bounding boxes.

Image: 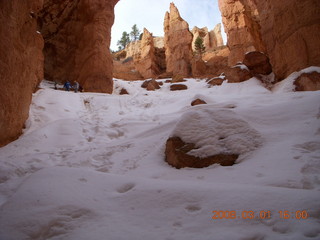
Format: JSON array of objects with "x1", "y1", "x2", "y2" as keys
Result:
[
  {"x1": 0, "y1": 0, "x2": 44, "y2": 147},
  {"x1": 39, "y1": 0, "x2": 118, "y2": 93},
  {"x1": 219, "y1": 0, "x2": 320, "y2": 80},
  {"x1": 0, "y1": 0, "x2": 118, "y2": 146}
]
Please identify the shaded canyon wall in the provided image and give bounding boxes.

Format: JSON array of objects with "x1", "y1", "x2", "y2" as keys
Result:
[
  {"x1": 0, "y1": 0, "x2": 118, "y2": 146},
  {"x1": 39, "y1": 0, "x2": 118, "y2": 93}
]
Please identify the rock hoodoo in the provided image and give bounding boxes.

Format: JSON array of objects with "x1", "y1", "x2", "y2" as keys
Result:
[
  {"x1": 113, "y1": 3, "x2": 228, "y2": 81},
  {"x1": 164, "y1": 3, "x2": 193, "y2": 78},
  {"x1": 218, "y1": 0, "x2": 265, "y2": 66},
  {"x1": 0, "y1": 0, "x2": 44, "y2": 147},
  {"x1": 134, "y1": 28, "x2": 160, "y2": 79},
  {"x1": 39, "y1": 0, "x2": 118, "y2": 93}
]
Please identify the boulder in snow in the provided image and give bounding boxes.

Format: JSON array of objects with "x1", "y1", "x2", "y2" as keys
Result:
[
  {"x1": 191, "y1": 99, "x2": 207, "y2": 106},
  {"x1": 170, "y1": 84, "x2": 188, "y2": 91},
  {"x1": 165, "y1": 108, "x2": 262, "y2": 169},
  {"x1": 243, "y1": 51, "x2": 272, "y2": 75},
  {"x1": 207, "y1": 77, "x2": 224, "y2": 86},
  {"x1": 119, "y1": 88, "x2": 129, "y2": 95},
  {"x1": 141, "y1": 79, "x2": 161, "y2": 91},
  {"x1": 294, "y1": 71, "x2": 320, "y2": 91},
  {"x1": 224, "y1": 64, "x2": 252, "y2": 83},
  {"x1": 165, "y1": 137, "x2": 238, "y2": 168}
]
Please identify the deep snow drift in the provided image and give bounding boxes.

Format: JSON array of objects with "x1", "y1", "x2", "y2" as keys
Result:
[{"x1": 0, "y1": 74, "x2": 319, "y2": 240}]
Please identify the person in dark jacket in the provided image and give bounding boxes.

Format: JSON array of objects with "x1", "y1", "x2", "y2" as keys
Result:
[{"x1": 63, "y1": 81, "x2": 71, "y2": 91}]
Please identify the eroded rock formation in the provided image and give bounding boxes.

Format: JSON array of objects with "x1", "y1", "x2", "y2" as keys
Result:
[
  {"x1": 219, "y1": 0, "x2": 320, "y2": 80},
  {"x1": 0, "y1": 0, "x2": 44, "y2": 147},
  {"x1": 113, "y1": 34, "x2": 165, "y2": 80},
  {"x1": 134, "y1": 28, "x2": 160, "y2": 79},
  {"x1": 191, "y1": 24, "x2": 223, "y2": 52},
  {"x1": 113, "y1": 58, "x2": 144, "y2": 80},
  {"x1": 191, "y1": 46, "x2": 229, "y2": 78},
  {"x1": 39, "y1": 0, "x2": 118, "y2": 93},
  {"x1": 255, "y1": 0, "x2": 320, "y2": 80},
  {"x1": 218, "y1": 0, "x2": 265, "y2": 66},
  {"x1": 164, "y1": 3, "x2": 193, "y2": 77}
]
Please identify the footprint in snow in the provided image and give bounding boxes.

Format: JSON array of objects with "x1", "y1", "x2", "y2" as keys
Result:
[
  {"x1": 116, "y1": 183, "x2": 135, "y2": 193},
  {"x1": 185, "y1": 204, "x2": 202, "y2": 213}
]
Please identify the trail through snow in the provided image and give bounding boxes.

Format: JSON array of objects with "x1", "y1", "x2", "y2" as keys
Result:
[{"x1": 0, "y1": 76, "x2": 319, "y2": 240}]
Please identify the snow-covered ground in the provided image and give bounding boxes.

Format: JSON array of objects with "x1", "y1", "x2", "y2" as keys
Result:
[{"x1": 0, "y1": 74, "x2": 319, "y2": 240}]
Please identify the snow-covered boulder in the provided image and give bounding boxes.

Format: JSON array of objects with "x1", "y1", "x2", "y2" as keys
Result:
[
  {"x1": 224, "y1": 64, "x2": 253, "y2": 83},
  {"x1": 165, "y1": 108, "x2": 262, "y2": 168},
  {"x1": 294, "y1": 71, "x2": 320, "y2": 91}
]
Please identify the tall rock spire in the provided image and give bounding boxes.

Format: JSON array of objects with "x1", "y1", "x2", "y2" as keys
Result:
[{"x1": 164, "y1": 3, "x2": 193, "y2": 77}]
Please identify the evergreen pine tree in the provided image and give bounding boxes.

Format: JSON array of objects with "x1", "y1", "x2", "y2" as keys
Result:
[
  {"x1": 117, "y1": 31, "x2": 130, "y2": 50},
  {"x1": 194, "y1": 36, "x2": 206, "y2": 56},
  {"x1": 130, "y1": 24, "x2": 141, "y2": 41}
]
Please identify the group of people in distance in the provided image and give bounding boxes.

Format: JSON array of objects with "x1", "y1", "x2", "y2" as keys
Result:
[{"x1": 55, "y1": 81, "x2": 83, "y2": 93}]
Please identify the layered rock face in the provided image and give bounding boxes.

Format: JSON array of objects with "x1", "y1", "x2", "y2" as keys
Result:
[
  {"x1": 164, "y1": 3, "x2": 193, "y2": 77},
  {"x1": 0, "y1": 0, "x2": 44, "y2": 147},
  {"x1": 219, "y1": 0, "x2": 320, "y2": 80},
  {"x1": 255, "y1": 0, "x2": 320, "y2": 80},
  {"x1": 39, "y1": 0, "x2": 118, "y2": 93},
  {"x1": 191, "y1": 24, "x2": 223, "y2": 52}
]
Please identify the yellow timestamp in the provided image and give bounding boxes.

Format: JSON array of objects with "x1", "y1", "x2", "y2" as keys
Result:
[{"x1": 211, "y1": 210, "x2": 309, "y2": 220}]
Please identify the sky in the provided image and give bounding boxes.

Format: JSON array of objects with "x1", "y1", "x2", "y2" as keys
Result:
[{"x1": 111, "y1": 0, "x2": 227, "y2": 51}]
